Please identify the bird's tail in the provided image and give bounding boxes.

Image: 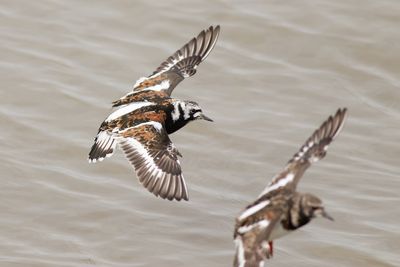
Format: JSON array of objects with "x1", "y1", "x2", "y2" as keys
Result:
[
  {"x1": 233, "y1": 235, "x2": 270, "y2": 267},
  {"x1": 289, "y1": 108, "x2": 347, "y2": 164},
  {"x1": 88, "y1": 131, "x2": 116, "y2": 163}
]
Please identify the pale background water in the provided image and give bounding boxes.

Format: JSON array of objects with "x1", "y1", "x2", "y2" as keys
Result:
[{"x1": 1, "y1": 1, "x2": 399, "y2": 266}]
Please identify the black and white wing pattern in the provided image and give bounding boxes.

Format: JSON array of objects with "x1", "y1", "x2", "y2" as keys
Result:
[
  {"x1": 152, "y1": 25, "x2": 220, "y2": 81},
  {"x1": 233, "y1": 194, "x2": 288, "y2": 267},
  {"x1": 88, "y1": 101, "x2": 158, "y2": 163},
  {"x1": 118, "y1": 121, "x2": 188, "y2": 201},
  {"x1": 258, "y1": 108, "x2": 347, "y2": 197},
  {"x1": 112, "y1": 25, "x2": 220, "y2": 107}
]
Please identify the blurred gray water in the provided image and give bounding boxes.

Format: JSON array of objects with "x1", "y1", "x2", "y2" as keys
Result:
[{"x1": 1, "y1": 1, "x2": 399, "y2": 266}]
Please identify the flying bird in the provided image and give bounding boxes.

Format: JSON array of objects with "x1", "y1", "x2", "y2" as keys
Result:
[
  {"x1": 88, "y1": 26, "x2": 220, "y2": 201},
  {"x1": 233, "y1": 108, "x2": 347, "y2": 267}
]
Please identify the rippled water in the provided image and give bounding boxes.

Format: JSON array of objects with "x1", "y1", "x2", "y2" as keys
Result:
[{"x1": 1, "y1": 1, "x2": 400, "y2": 266}]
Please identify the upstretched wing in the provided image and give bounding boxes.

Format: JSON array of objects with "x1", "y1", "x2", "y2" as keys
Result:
[
  {"x1": 258, "y1": 108, "x2": 347, "y2": 197},
  {"x1": 234, "y1": 197, "x2": 285, "y2": 267},
  {"x1": 117, "y1": 121, "x2": 188, "y2": 201},
  {"x1": 112, "y1": 25, "x2": 220, "y2": 107},
  {"x1": 151, "y1": 25, "x2": 220, "y2": 80}
]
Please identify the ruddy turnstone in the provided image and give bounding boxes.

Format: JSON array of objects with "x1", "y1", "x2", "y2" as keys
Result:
[
  {"x1": 88, "y1": 26, "x2": 220, "y2": 201},
  {"x1": 233, "y1": 108, "x2": 347, "y2": 267}
]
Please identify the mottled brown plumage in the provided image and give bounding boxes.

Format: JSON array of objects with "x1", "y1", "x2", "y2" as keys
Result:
[
  {"x1": 112, "y1": 90, "x2": 168, "y2": 108},
  {"x1": 88, "y1": 26, "x2": 220, "y2": 201}
]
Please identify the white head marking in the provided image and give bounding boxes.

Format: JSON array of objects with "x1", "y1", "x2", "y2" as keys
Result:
[
  {"x1": 183, "y1": 104, "x2": 191, "y2": 120},
  {"x1": 171, "y1": 101, "x2": 184, "y2": 122}
]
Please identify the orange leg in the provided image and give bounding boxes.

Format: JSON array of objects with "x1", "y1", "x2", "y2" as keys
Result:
[{"x1": 269, "y1": 241, "x2": 273, "y2": 257}]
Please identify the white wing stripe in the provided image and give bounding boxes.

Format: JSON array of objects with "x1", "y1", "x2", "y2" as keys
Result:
[
  {"x1": 106, "y1": 102, "x2": 154, "y2": 122},
  {"x1": 237, "y1": 219, "x2": 270, "y2": 234},
  {"x1": 238, "y1": 200, "x2": 270, "y2": 221},
  {"x1": 259, "y1": 173, "x2": 295, "y2": 197}
]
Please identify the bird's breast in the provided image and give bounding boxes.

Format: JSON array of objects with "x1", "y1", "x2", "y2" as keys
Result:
[
  {"x1": 165, "y1": 117, "x2": 190, "y2": 134},
  {"x1": 268, "y1": 221, "x2": 291, "y2": 241}
]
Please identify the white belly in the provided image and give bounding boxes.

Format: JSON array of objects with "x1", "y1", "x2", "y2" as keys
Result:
[{"x1": 269, "y1": 222, "x2": 290, "y2": 240}]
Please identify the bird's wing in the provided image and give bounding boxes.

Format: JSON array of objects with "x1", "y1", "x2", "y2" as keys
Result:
[
  {"x1": 117, "y1": 121, "x2": 188, "y2": 201},
  {"x1": 234, "y1": 199, "x2": 284, "y2": 267},
  {"x1": 112, "y1": 26, "x2": 220, "y2": 107},
  {"x1": 151, "y1": 25, "x2": 220, "y2": 82},
  {"x1": 88, "y1": 101, "x2": 158, "y2": 163},
  {"x1": 258, "y1": 108, "x2": 347, "y2": 197}
]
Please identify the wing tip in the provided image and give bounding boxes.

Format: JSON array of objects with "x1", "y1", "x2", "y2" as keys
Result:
[
  {"x1": 320, "y1": 107, "x2": 348, "y2": 141},
  {"x1": 290, "y1": 107, "x2": 348, "y2": 164},
  {"x1": 199, "y1": 24, "x2": 221, "y2": 61},
  {"x1": 332, "y1": 107, "x2": 348, "y2": 139},
  {"x1": 138, "y1": 171, "x2": 189, "y2": 201},
  {"x1": 153, "y1": 174, "x2": 189, "y2": 201},
  {"x1": 207, "y1": 24, "x2": 221, "y2": 40},
  {"x1": 152, "y1": 25, "x2": 221, "y2": 77}
]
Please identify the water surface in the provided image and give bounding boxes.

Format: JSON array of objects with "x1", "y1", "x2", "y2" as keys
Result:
[{"x1": 1, "y1": 1, "x2": 399, "y2": 266}]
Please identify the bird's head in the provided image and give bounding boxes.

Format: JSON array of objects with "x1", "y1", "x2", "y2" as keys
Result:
[
  {"x1": 302, "y1": 194, "x2": 334, "y2": 221},
  {"x1": 173, "y1": 100, "x2": 213, "y2": 122}
]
